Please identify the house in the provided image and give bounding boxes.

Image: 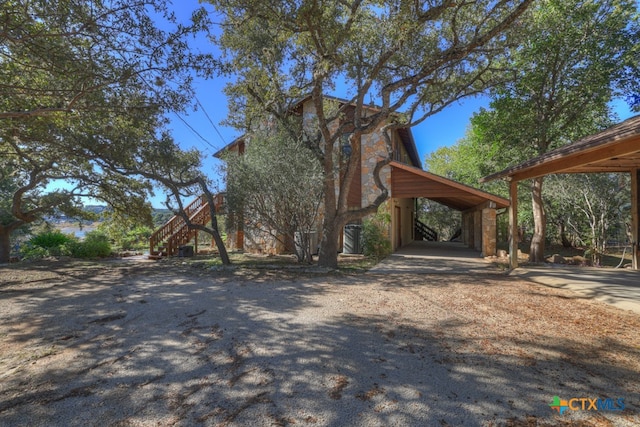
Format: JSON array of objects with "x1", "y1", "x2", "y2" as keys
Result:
[{"x1": 214, "y1": 95, "x2": 509, "y2": 258}]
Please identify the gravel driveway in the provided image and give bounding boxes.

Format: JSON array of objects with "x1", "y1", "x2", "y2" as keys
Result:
[{"x1": 1, "y1": 259, "x2": 639, "y2": 426}]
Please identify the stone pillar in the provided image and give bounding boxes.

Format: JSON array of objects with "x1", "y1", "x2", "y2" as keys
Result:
[
  {"x1": 474, "y1": 210, "x2": 482, "y2": 251},
  {"x1": 481, "y1": 207, "x2": 497, "y2": 257},
  {"x1": 462, "y1": 212, "x2": 472, "y2": 247}
]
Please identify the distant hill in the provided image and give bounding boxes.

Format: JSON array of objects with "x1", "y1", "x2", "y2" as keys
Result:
[
  {"x1": 46, "y1": 205, "x2": 173, "y2": 226},
  {"x1": 83, "y1": 205, "x2": 109, "y2": 215}
]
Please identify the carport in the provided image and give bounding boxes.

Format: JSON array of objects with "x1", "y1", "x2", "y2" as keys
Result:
[
  {"x1": 389, "y1": 161, "x2": 510, "y2": 256},
  {"x1": 481, "y1": 115, "x2": 640, "y2": 270}
]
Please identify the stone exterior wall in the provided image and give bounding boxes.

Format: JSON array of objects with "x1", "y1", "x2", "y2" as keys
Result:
[
  {"x1": 233, "y1": 98, "x2": 403, "y2": 255},
  {"x1": 243, "y1": 226, "x2": 286, "y2": 255},
  {"x1": 361, "y1": 131, "x2": 392, "y2": 207}
]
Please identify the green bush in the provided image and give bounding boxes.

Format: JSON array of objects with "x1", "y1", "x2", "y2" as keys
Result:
[
  {"x1": 69, "y1": 231, "x2": 112, "y2": 258},
  {"x1": 29, "y1": 230, "x2": 73, "y2": 250},
  {"x1": 362, "y1": 219, "x2": 392, "y2": 260},
  {"x1": 20, "y1": 245, "x2": 50, "y2": 260},
  {"x1": 24, "y1": 231, "x2": 75, "y2": 258},
  {"x1": 22, "y1": 230, "x2": 112, "y2": 259},
  {"x1": 97, "y1": 221, "x2": 152, "y2": 251}
]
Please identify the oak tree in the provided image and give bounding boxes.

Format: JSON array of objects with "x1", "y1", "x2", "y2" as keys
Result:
[
  {"x1": 206, "y1": 0, "x2": 534, "y2": 268},
  {"x1": 475, "y1": 0, "x2": 639, "y2": 262},
  {"x1": 0, "y1": 0, "x2": 218, "y2": 262}
]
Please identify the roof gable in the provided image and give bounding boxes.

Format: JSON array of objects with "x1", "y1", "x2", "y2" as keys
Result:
[{"x1": 214, "y1": 95, "x2": 422, "y2": 168}]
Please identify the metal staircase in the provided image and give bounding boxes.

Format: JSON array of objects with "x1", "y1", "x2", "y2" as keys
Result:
[{"x1": 148, "y1": 194, "x2": 224, "y2": 259}]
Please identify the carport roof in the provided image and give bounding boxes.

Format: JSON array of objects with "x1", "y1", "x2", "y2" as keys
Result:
[
  {"x1": 390, "y1": 161, "x2": 510, "y2": 211},
  {"x1": 480, "y1": 114, "x2": 640, "y2": 183}
]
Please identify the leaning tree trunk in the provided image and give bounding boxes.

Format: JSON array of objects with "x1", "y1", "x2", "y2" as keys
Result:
[
  {"x1": 209, "y1": 205, "x2": 230, "y2": 265},
  {"x1": 529, "y1": 176, "x2": 546, "y2": 263},
  {"x1": 200, "y1": 178, "x2": 230, "y2": 265}
]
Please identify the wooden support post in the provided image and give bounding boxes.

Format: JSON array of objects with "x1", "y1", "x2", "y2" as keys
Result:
[
  {"x1": 632, "y1": 169, "x2": 639, "y2": 270},
  {"x1": 195, "y1": 231, "x2": 198, "y2": 255},
  {"x1": 509, "y1": 179, "x2": 519, "y2": 269}
]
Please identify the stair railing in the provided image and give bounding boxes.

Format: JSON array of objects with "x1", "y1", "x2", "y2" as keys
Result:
[{"x1": 415, "y1": 218, "x2": 438, "y2": 242}]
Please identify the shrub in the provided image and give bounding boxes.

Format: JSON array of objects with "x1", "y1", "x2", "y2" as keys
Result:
[
  {"x1": 69, "y1": 231, "x2": 112, "y2": 258},
  {"x1": 24, "y1": 231, "x2": 75, "y2": 258},
  {"x1": 29, "y1": 230, "x2": 73, "y2": 250},
  {"x1": 20, "y1": 245, "x2": 50, "y2": 260},
  {"x1": 362, "y1": 218, "x2": 391, "y2": 260}
]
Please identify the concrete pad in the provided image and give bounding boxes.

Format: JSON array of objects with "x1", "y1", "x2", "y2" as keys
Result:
[
  {"x1": 510, "y1": 265, "x2": 640, "y2": 314},
  {"x1": 369, "y1": 241, "x2": 500, "y2": 275},
  {"x1": 372, "y1": 240, "x2": 640, "y2": 315}
]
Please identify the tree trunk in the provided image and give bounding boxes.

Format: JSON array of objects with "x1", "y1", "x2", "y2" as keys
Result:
[
  {"x1": 559, "y1": 220, "x2": 572, "y2": 247},
  {"x1": 317, "y1": 133, "x2": 340, "y2": 268},
  {"x1": 293, "y1": 231, "x2": 313, "y2": 264},
  {"x1": 199, "y1": 177, "x2": 230, "y2": 265},
  {"x1": 210, "y1": 210, "x2": 230, "y2": 265},
  {"x1": 0, "y1": 228, "x2": 11, "y2": 263},
  {"x1": 529, "y1": 176, "x2": 546, "y2": 263},
  {"x1": 317, "y1": 220, "x2": 340, "y2": 269}
]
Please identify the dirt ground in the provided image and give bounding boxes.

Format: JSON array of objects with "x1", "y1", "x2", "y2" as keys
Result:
[{"x1": 1, "y1": 258, "x2": 639, "y2": 426}]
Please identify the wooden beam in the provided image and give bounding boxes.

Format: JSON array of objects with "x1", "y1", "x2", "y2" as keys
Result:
[
  {"x1": 560, "y1": 165, "x2": 640, "y2": 174},
  {"x1": 507, "y1": 137, "x2": 640, "y2": 182},
  {"x1": 509, "y1": 180, "x2": 518, "y2": 269},
  {"x1": 632, "y1": 169, "x2": 639, "y2": 270},
  {"x1": 391, "y1": 161, "x2": 510, "y2": 207}
]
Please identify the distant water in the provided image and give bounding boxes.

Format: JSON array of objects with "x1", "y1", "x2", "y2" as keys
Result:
[{"x1": 59, "y1": 226, "x2": 96, "y2": 239}]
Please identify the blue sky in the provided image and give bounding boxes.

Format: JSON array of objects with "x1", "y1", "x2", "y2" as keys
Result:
[
  {"x1": 42, "y1": 1, "x2": 639, "y2": 209},
  {"x1": 167, "y1": 2, "x2": 492, "y2": 174},
  {"x1": 160, "y1": 1, "x2": 638, "y2": 206}
]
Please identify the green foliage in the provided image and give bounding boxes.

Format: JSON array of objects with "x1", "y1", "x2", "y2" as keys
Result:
[
  {"x1": 225, "y1": 118, "x2": 324, "y2": 263},
  {"x1": 424, "y1": 124, "x2": 512, "y2": 197},
  {"x1": 121, "y1": 227, "x2": 154, "y2": 251},
  {"x1": 428, "y1": 0, "x2": 639, "y2": 262},
  {"x1": 417, "y1": 200, "x2": 462, "y2": 242},
  {"x1": 152, "y1": 210, "x2": 174, "y2": 227},
  {"x1": 22, "y1": 231, "x2": 74, "y2": 258},
  {"x1": 546, "y1": 173, "x2": 630, "y2": 261},
  {"x1": 0, "y1": 0, "x2": 215, "y2": 262},
  {"x1": 424, "y1": 126, "x2": 533, "y2": 229},
  {"x1": 208, "y1": 0, "x2": 534, "y2": 268},
  {"x1": 67, "y1": 232, "x2": 112, "y2": 258},
  {"x1": 21, "y1": 229, "x2": 112, "y2": 259},
  {"x1": 29, "y1": 231, "x2": 74, "y2": 251},
  {"x1": 97, "y1": 212, "x2": 153, "y2": 251},
  {"x1": 362, "y1": 208, "x2": 392, "y2": 260}
]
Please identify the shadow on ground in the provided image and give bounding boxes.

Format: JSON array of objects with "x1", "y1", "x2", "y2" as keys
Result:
[{"x1": 0, "y1": 261, "x2": 638, "y2": 426}]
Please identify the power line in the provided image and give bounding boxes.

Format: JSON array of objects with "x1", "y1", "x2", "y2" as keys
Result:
[
  {"x1": 132, "y1": 72, "x2": 219, "y2": 153},
  {"x1": 172, "y1": 110, "x2": 218, "y2": 151},
  {"x1": 196, "y1": 96, "x2": 227, "y2": 146}
]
